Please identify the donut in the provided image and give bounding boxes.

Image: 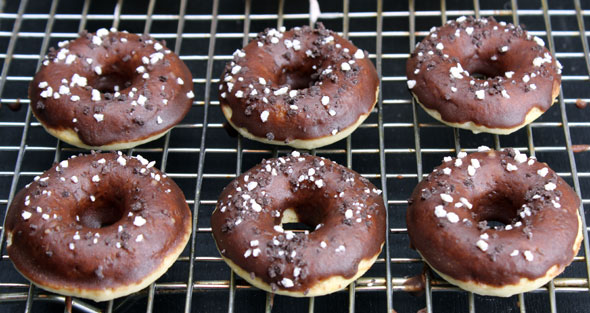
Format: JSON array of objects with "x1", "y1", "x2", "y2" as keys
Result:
[
  {"x1": 406, "y1": 148, "x2": 582, "y2": 297},
  {"x1": 406, "y1": 16, "x2": 562, "y2": 135},
  {"x1": 30, "y1": 28, "x2": 194, "y2": 150},
  {"x1": 218, "y1": 24, "x2": 379, "y2": 149},
  {"x1": 211, "y1": 152, "x2": 386, "y2": 296},
  {"x1": 5, "y1": 152, "x2": 192, "y2": 301}
]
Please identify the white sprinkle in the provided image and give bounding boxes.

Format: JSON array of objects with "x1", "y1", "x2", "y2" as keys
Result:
[
  {"x1": 454, "y1": 159, "x2": 463, "y2": 167},
  {"x1": 354, "y1": 49, "x2": 365, "y2": 59},
  {"x1": 133, "y1": 216, "x2": 147, "y2": 227},
  {"x1": 523, "y1": 75, "x2": 530, "y2": 83},
  {"x1": 137, "y1": 95, "x2": 148, "y2": 105},
  {"x1": 407, "y1": 80, "x2": 417, "y2": 89},
  {"x1": 500, "y1": 46, "x2": 509, "y2": 52},
  {"x1": 341, "y1": 62, "x2": 351, "y2": 71},
  {"x1": 506, "y1": 163, "x2": 518, "y2": 172},
  {"x1": 335, "y1": 245, "x2": 346, "y2": 253},
  {"x1": 449, "y1": 63, "x2": 464, "y2": 79},
  {"x1": 524, "y1": 250, "x2": 534, "y2": 261},
  {"x1": 451, "y1": 86, "x2": 457, "y2": 93},
  {"x1": 253, "y1": 248, "x2": 261, "y2": 257},
  {"x1": 247, "y1": 181, "x2": 258, "y2": 191},
  {"x1": 93, "y1": 65, "x2": 103, "y2": 75},
  {"x1": 471, "y1": 159, "x2": 481, "y2": 169},
  {"x1": 21, "y1": 211, "x2": 32, "y2": 220},
  {"x1": 475, "y1": 90, "x2": 485, "y2": 100},
  {"x1": 320, "y1": 241, "x2": 327, "y2": 248},
  {"x1": 274, "y1": 225, "x2": 284, "y2": 233},
  {"x1": 274, "y1": 86, "x2": 289, "y2": 96},
  {"x1": 442, "y1": 168, "x2": 452, "y2": 175},
  {"x1": 501, "y1": 90, "x2": 510, "y2": 99},
  {"x1": 315, "y1": 179, "x2": 324, "y2": 188},
  {"x1": 231, "y1": 65, "x2": 242, "y2": 75},
  {"x1": 59, "y1": 160, "x2": 69, "y2": 168},
  {"x1": 97, "y1": 158, "x2": 106, "y2": 164},
  {"x1": 244, "y1": 249, "x2": 252, "y2": 258},
  {"x1": 260, "y1": 110, "x2": 269, "y2": 123},
  {"x1": 70, "y1": 176, "x2": 79, "y2": 183},
  {"x1": 505, "y1": 71, "x2": 514, "y2": 78},
  {"x1": 544, "y1": 182, "x2": 557, "y2": 191},
  {"x1": 434, "y1": 205, "x2": 447, "y2": 218},
  {"x1": 234, "y1": 90, "x2": 244, "y2": 98},
  {"x1": 443, "y1": 156, "x2": 452, "y2": 162},
  {"x1": 477, "y1": 146, "x2": 490, "y2": 152},
  {"x1": 446, "y1": 212, "x2": 459, "y2": 223},
  {"x1": 440, "y1": 193, "x2": 453, "y2": 203},
  {"x1": 187, "y1": 91, "x2": 195, "y2": 99},
  {"x1": 480, "y1": 233, "x2": 489, "y2": 240},
  {"x1": 59, "y1": 85, "x2": 70, "y2": 95},
  {"x1": 456, "y1": 16, "x2": 467, "y2": 23},
  {"x1": 514, "y1": 154, "x2": 528, "y2": 164},
  {"x1": 533, "y1": 36, "x2": 545, "y2": 47},
  {"x1": 436, "y1": 43, "x2": 444, "y2": 50},
  {"x1": 156, "y1": 116, "x2": 163, "y2": 125},
  {"x1": 65, "y1": 54, "x2": 77, "y2": 65},
  {"x1": 176, "y1": 77, "x2": 184, "y2": 85},
  {"x1": 91, "y1": 89, "x2": 101, "y2": 101},
  {"x1": 117, "y1": 156, "x2": 127, "y2": 166},
  {"x1": 458, "y1": 152, "x2": 467, "y2": 158},
  {"x1": 136, "y1": 65, "x2": 146, "y2": 73},
  {"x1": 90, "y1": 195, "x2": 96, "y2": 202},
  {"x1": 537, "y1": 167, "x2": 549, "y2": 177},
  {"x1": 510, "y1": 250, "x2": 519, "y2": 256},
  {"x1": 69, "y1": 243, "x2": 75, "y2": 250},
  {"x1": 345, "y1": 209, "x2": 353, "y2": 219},
  {"x1": 321, "y1": 96, "x2": 330, "y2": 105},
  {"x1": 281, "y1": 278, "x2": 294, "y2": 288},
  {"x1": 529, "y1": 84, "x2": 537, "y2": 90},
  {"x1": 468, "y1": 166, "x2": 476, "y2": 176},
  {"x1": 476, "y1": 239, "x2": 489, "y2": 251},
  {"x1": 92, "y1": 175, "x2": 100, "y2": 183},
  {"x1": 42, "y1": 213, "x2": 50, "y2": 220},
  {"x1": 460, "y1": 197, "x2": 473, "y2": 209},
  {"x1": 70, "y1": 95, "x2": 80, "y2": 102},
  {"x1": 288, "y1": 90, "x2": 297, "y2": 98},
  {"x1": 465, "y1": 27, "x2": 474, "y2": 35}
]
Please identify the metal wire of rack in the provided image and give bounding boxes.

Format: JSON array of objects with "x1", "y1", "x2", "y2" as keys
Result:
[{"x1": 0, "y1": 0, "x2": 589, "y2": 312}]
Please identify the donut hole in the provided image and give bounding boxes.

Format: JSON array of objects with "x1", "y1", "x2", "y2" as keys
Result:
[
  {"x1": 472, "y1": 189, "x2": 521, "y2": 227},
  {"x1": 90, "y1": 61, "x2": 136, "y2": 93},
  {"x1": 278, "y1": 207, "x2": 320, "y2": 233},
  {"x1": 278, "y1": 66, "x2": 320, "y2": 90},
  {"x1": 463, "y1": 60, "x2": 506, "y2": 80},
  {"x1": 77, "y1": 196, "x2": 125, "y2": 229}
]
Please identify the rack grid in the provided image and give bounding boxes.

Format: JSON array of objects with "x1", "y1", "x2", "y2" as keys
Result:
[{"x1": 0, "y1": 0, "x2": 589, "y2": 312}]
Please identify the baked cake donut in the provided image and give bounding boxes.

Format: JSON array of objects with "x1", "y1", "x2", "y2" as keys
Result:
[
  {"x1": 406, "y1": 148, "x2": 582, "y2": 297},
  {"x1": 211, "y1": 152, "x2": 386, "y2": 296},
  {"x1": 219, "y1": 24, "x2": 379, "y2": 149},
  {"x1": 5, "y1": 152, "x2": 192, "y2": 301},
  {"x1": 30, "y1": 28, "x2": 194, "y2": 150},
  {"x1": 406, "y1": 16, "x2": 562, "y2": 134}
]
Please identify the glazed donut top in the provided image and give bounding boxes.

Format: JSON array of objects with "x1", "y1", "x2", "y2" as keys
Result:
[
  {"x1": 5, "y1": 152, "x2": 191, "y2": 292},
  {"x1": 407, "y1": 148, "x2": 581, "y2": 286},
  {"x1": 406, "y1": 16, "x2": 562, "y2": 129},
  {"x1": 211, "y1": 152, "x2": 386, "y2": 293},
  {"x1": 219, "y1": 24, "x2": 379, "y2": 142},
  {"x1": 30, "y1": 28, "x2": 194, "y2": 147}
]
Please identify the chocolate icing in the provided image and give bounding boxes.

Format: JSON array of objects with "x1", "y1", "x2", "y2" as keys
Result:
[
  {"x1": 6, "y1": 152, "x2": 191, "y2": 293},
  {"x1": 406, "y1": 17, "x2": 562, "y2": 130},
  {"x1": 30, "y1": 29, "x2": 194, "y2": 147},
  {"x1": 218, "y1": 24, "x2": 379, "y2": 143},
  {"x1": 211, "y1": 152, "x2": 386, "y2": 293},
  {"x1": 406, "y1": 148, "x2": 581, "y2": 287}
]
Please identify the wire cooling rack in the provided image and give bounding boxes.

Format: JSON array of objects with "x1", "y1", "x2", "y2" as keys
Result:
[{"x1": 0, "y1": 0, "x2": 589, "y2": 312}]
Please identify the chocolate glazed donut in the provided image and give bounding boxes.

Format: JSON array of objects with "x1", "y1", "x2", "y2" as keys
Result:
[
  {"x1": 30, "y1": 28, "x2": 194, "y2": 150},
  {"x1": 5, "y1": 152, "x2": 192, "y2": 301},
  {"x1": 406, "y1": 148, "x2": 582, "y2": 297},
  {"x1": 406, "y1": 16, "x2": 562, "y2": 135},
  {"x1": 219, "y1": 24, "x2": 379, "y2": 149},
  {"x1": 211, "y1": 152, "x2": 386, "y2": 296}
]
